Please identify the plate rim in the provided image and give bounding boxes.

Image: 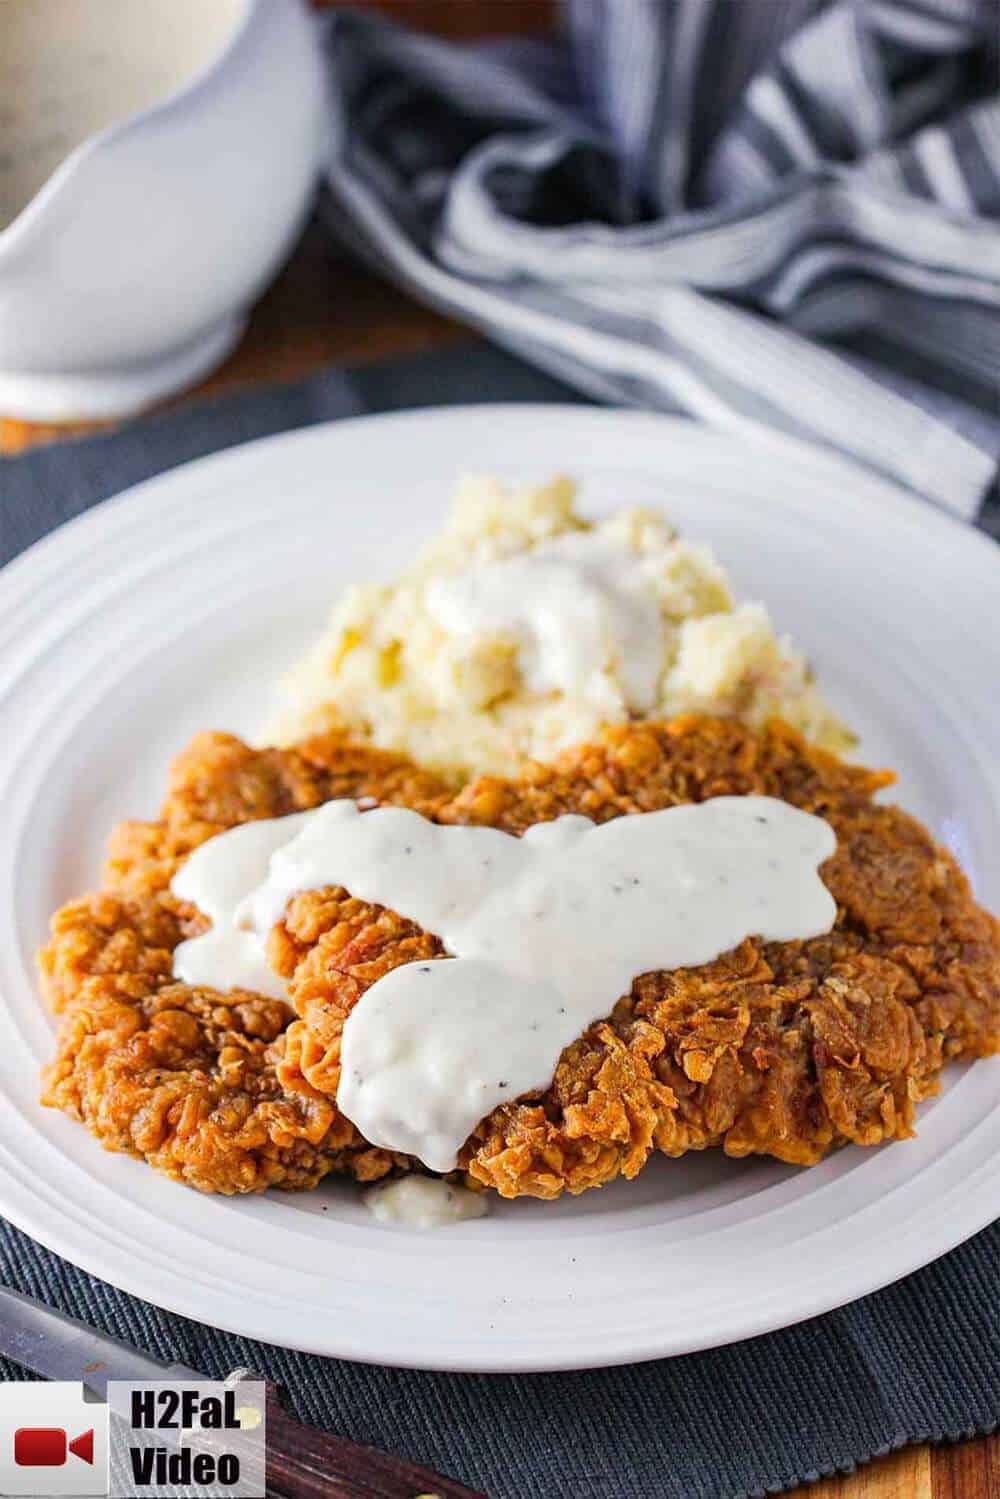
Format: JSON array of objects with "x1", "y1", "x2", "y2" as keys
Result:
[{"x1": 4, "y1": 403, "x2": 999, "y2": 596}]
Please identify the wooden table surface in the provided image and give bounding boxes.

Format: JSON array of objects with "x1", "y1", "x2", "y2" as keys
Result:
[{"x1": 1, "y1": 5, "x2": 996, "y2": 1497}]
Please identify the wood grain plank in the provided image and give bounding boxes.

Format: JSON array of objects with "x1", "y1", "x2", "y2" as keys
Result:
[
  {"x1": 785, "y1": 1445, "x2": 932, "y2": 1499},
  {"x1": 324, "y1": 0, "x2": 556, "y2": 38},
  {"x1": 931, "y1": 1431, "x2": 1000, "y2": 1499}
]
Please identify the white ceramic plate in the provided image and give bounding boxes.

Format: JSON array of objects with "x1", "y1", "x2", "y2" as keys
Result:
[{"x1": 1, "y1": 406, "x2": 998, "y2": 1372}]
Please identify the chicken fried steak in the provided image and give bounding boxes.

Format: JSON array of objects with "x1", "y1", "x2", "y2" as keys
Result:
[
  {"x1": 39, "y1": 731, "x2": 450, "y2": 1193},
  {"x1": 40, "y1": 719, "x2": 1000, "y2": 1198}
]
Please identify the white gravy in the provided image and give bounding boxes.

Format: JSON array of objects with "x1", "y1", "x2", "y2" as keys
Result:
[
  {"x1": 364, "y1": 1176, "x2": 488, "y2": 1229},
  {"x1": 1, "y1": 0, "x2": 244, "y2": 232},
  {"x1": 172, "y1": 812, "x2": 313, "y2": 1000},
  {"x1": 425, "y1": 532, "x2": 663, "y2": 710},
  {"x1": 171, "y1": 796, "x2": 836, "y2": 1173}
]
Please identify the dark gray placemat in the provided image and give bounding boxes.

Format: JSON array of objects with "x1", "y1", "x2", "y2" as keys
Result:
[{"x1": 1, "y1": 341, "x2": 997, "y2": 1499}]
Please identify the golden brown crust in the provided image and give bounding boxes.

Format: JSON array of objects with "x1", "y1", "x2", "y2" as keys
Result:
[
  {"x1": 39, "y1": 733, "x2": 449, "y2": 1193},
  {"x1": 38, "y1": 892, "x2": 350, "y2": 1193},
  {"x1": 443, "y1": 716, "x2": 893, "y2": 832},
  {"x1": 104, "y1": 730, "x2": 451, "y2": 897},
  {"x1": 39, "y1": 719, "x2": 1000, "y2": 1198}
]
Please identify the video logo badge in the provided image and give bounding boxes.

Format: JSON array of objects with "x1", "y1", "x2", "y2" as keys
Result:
[
  {"x1": 14, "y1": 1426, "x2": 95, "y2": 1468},
  {"x1": 0, "y1": 1385, "x2": 107, "y2": 1496}
]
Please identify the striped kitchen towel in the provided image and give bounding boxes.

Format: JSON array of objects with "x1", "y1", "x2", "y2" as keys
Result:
[{"x1": 320, "y1": 0, "x2": 1000, "y2": 519}]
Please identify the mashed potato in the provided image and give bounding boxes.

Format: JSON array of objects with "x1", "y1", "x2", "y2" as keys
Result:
[{"x1": 265, "y1": 475, "x2": 853, "y2": 777}]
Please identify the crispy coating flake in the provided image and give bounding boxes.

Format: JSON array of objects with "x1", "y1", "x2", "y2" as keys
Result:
[
  {"x1": 39, "y1": 733, "x2": 447, "y2": 1193},
  {"x1": 40, "y1": 720, "x2": 1000, "y2": 1198}
]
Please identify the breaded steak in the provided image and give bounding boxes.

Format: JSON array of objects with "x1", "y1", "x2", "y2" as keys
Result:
[{"x1": 39, "y1": 720, "x2": 1000, "y2": 1197}]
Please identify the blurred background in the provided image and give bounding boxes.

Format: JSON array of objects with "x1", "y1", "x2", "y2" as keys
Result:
[
  {"x1": 5, "y1": 0, "x2": 996, "y2": 526},
  {"x1": 0, "y1": 0, "x2": 556, "y2": 454}
]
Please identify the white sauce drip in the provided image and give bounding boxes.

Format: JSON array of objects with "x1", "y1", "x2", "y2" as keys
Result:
[
  {"x1": 364, "y1": 1177, "x2": 488, "y2": 1229},
  {"x1": 171, "y1": 796, "x2": 836, "y2": 1173},
  {"x1": 425, "y1": 532, "x2": 663, "y2": 710},
  {"x1": 172, "y1": 812, "x2": 313, "y2": 999}
]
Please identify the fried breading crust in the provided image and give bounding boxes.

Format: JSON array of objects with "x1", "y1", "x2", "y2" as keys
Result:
[
  {"x1": 274, "y1": 719, "x2": 1000, "y2": 1196},
  {"x1": 40, "y1": 720, "x2": 1000, "y2": 1198},
  {"x1": 39, "y1": 732, "x2": 449, "y2": 1193}
]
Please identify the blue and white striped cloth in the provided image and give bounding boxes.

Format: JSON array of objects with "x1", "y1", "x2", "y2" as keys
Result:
[{"x1": 320, "y1": 0, "x2": 1000, "y2": 519}]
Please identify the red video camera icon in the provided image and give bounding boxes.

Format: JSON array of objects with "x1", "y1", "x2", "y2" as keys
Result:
[{"x1": 14, "y1": 1428, "x2": 95, "y2": 1467}]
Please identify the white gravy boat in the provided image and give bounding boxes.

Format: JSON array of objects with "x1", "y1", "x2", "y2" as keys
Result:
[{"x1": 0, "y1": 0, "x2": 326, "y2": 420}]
